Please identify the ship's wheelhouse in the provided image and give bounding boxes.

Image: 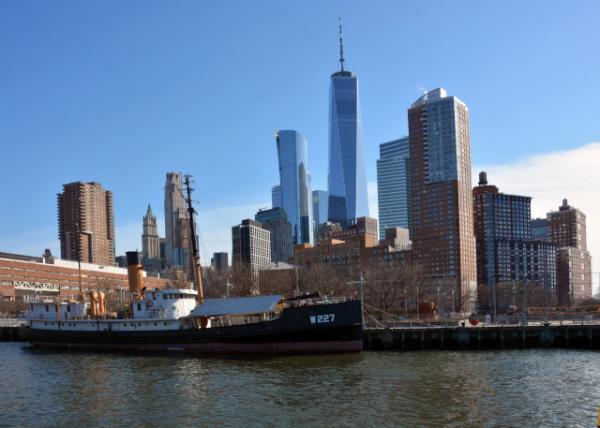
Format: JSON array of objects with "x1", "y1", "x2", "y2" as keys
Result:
[{"x1": 132, "y1": 288, "x2": 198, "y2": 320}]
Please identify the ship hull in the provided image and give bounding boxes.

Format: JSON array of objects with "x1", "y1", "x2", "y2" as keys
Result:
[{"x1": 21, "y1": 300, "x2": 363, "y2": 355}]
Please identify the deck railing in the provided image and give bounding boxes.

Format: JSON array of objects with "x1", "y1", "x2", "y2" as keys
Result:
[{"x1": 0, "y1": 319, "x2": 27, "y2": 328}]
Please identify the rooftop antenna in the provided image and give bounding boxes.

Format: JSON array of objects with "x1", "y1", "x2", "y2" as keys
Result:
[{"x1": 338, "y1": 17, "x2": 345, "y2": 72}]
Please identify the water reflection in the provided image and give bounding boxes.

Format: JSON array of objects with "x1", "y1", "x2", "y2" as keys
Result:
[{"x1": 2, "y1": 344, "x2": 599, "y2": 427}]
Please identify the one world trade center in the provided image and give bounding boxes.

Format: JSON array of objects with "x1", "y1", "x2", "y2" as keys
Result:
[{"x1": 327, "y1": 19, "x2": 369, "y2": 227}]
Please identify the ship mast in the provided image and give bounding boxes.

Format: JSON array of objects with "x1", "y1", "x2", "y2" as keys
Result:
[{"x1": 184, "y1": 175, "x2": 204, "y2": 303}]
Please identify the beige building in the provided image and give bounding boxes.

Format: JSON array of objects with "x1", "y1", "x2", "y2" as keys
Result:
[
  {"x1": 232, "y1": 219, "x2": 271, "y2": 283},
  {"x1": 142, "y1": 205, "x2": 160, "y2": 260},
  {"x1": 57, "y1": 182, "x2": 115, "y2": 266}
]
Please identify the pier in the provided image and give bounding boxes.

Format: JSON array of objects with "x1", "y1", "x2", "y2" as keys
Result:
[
  {"x1": 363, "y1": 323, "x2": 600, "y2": 351},
  {"x1": 0, "y1": 319, "x2": 25, "y2": 341}
]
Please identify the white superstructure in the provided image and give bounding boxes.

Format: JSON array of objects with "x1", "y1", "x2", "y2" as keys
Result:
[{"x1": 27, "y1": 288, "x2": 203, "y2": 332}]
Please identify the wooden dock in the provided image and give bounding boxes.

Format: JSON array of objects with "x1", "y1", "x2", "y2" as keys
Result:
[
  {"x1": 3, "y1": 319, "x2": 600, "y2": 351},
  {"x1": 363, "y1": 324, "x2": 600, "y2": 351}
]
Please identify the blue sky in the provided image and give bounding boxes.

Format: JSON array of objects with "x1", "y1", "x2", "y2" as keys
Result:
[{"x1": 1, "y1": 1, "x2": 599, "y2": 281}]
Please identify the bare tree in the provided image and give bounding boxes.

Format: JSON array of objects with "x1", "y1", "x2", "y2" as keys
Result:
[
  {"x1": 229, "y1": 264, "x2": 255, "y2": 297},
  {"x1": 298, "y1": 263, "x2": 350, "y2": 297},
  {"x1": 165, "y1": 268, "x2": 190, "y2": 289}
]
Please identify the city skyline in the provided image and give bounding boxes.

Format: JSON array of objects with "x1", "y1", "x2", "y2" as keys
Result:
[{"x1": 0, "y1": 2, "x2": 599, "y2": 293}]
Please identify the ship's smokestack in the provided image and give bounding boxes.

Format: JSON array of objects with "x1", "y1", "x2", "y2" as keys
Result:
[{"x1": 126, "y1": 251, "x2": 143, "y2": 299}]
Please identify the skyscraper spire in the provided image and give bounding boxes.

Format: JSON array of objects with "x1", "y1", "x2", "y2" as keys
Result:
[{"x1": 338, "y1": 17, "x2": 345, "y2": 72}]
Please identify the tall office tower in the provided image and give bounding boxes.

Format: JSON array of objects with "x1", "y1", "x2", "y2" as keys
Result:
[
  {"x1": 57, "y1": 181, "x2": 115, "y2": 265},
  {"x1": 272, "y1": 185, "x2": 281, "y2": 208},
  {"x1": 211, "y1": 252, "x2": 229, "y2": 273},
  {"x1": 275, "y1": 130, "x2": 313, "y2": 245},
  {"x1": 547, "y1": 199, "x2": 592, "y2": 305},
  {"x1": 408, "y1": 88, "x2": 477, "y2": 312},
  {"x1": 255, "y1": 207, "x2": 293, "y2": 263},
  {"x1": 473, "y1": 172, "x2": 556, "y2": 311},
  {"x1": 232, "y1": 219, "x2": 271, "y2": 281},
  {"x1": 376, "y1": 137, "x2": 410, "y2": 240},
  {"x1": 164, "y1": 172, "x2": 192, "y2": 276},
  {"x1": 327, "y1": 20, "x2": 368, "y2": 227},
  {"x1": 312, "y1": 190, "x2": 329, "y2": 236},
  {"x1": 142, "y1": 205, "x2": 160, "y2": 260}
]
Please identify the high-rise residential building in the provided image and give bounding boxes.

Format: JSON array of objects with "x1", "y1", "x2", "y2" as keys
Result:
[
  {"x1": 547, "y1": 199, "x2": 592, "y2": 305},
  {"x1": 327, "y1": 20, "x2": 368, "y2": 227},
  {"x1": 473, "y1": 171, "x2": 532, "y2": 286},
  {"x1": 473, "y1": 172, "x2": 556, "y2": 310},
  {"x1": 494, "y1": 240, "x2": 556, "y2": 288},
  {"x1": 164, "y1": 172, "x2": 192, "y2": 276},
  {"x1": 232, "y1": 219, "x2": 271, "y2": 282},
  {"x1": 255, "y1": 207, "x2": 293, "y2": 263},
  {"x1": 376, "y1": 137, "x2": 410, "y2": 240},
  {"x1": 531, "y1": 218, "x2": 550, "y2": 242},
  {"x1": 272, "y1": 185, "x2": 281, "y2": 208},
  {"x1": 408, "y1": 88, "x2": 477, "y2": 311},
  {"x1": 275, "y1": 130, "x2": 313, "y2": 245},
  {"x1": 548, "y1": 199, "x2": 587, "y2": 250},
  {"x1": 142, "y1": 205, "x2": 160, "y2": 260},
  {"x1": 312, "y1": 190, "x2": 329, "y2": 235},
  {"x1": 57, "y1": 181, "x2": 115, "y2": 266},
  {"x1": 211, "y1": 252, "x2": 229, "y2": 273}
]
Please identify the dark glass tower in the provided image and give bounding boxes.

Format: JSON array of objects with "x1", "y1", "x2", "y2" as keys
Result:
[
  {"x1": 327, "y1": 19, "x2": 368, "y2": 227},
  {"x1": 376, "y1": 137, "x2": 410, "y2": 240}
]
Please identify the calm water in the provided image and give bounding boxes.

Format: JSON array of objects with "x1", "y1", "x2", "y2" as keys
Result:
[{"x1": 0, "y1": 343, "x2": 599, "y2": 427}]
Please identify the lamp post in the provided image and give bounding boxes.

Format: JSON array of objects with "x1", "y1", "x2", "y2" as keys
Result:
[{"x1": 346, "y1": 275, "x2": 365, "y2": 327}]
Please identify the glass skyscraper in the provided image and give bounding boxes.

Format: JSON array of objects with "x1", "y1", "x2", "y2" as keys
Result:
[
  {"x1": 312, "y1": 189, "x2": 329, "y2": 239},
  {"x1": 327, "y1": 22, "x2": 368, "y2": 227},
  {"x1": 376, "y1": 137, "x2": 410, "y2": 240},
  {"x1": 275, "y1": 130, "x2": 313, "y2": 245},
  {"x1": 271, "y1": 185, "x2": 281, "y2": 208},
  {"x1": 255, "y1": 207, "x2": 293, "y2": 263}
]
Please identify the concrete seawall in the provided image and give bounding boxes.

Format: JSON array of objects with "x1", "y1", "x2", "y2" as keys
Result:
[
  {"x1": 363, "y1": 324, "x2": 600, "y2": 351},
  {"x1": 0, "y1": 327, "x2": 21, "y2": 341}
]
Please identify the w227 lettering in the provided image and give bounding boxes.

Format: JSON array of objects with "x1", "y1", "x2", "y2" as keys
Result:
[{"x1": 309, "y1": 314, "x2": 335, "y2": 324}]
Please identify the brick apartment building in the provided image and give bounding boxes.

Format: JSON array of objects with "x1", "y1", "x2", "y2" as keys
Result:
[
  {"x1": 548, "y1": 199, "x2": 593, "y2": 305},
  {"x1": 293, "y1": 218, "x2": 412, "y2": 277},
  {"x1": 58, "y1": 181, "x2": 116, "y2": 266}
]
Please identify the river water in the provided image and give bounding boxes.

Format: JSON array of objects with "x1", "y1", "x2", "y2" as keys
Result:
[{"x1": 0, "y1": 343, "x2": 598, "y2": 427}]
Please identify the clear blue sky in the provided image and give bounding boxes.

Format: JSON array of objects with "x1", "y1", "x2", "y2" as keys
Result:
[{"x1": 1, "y1": 1, "x2": 599, "y2": 259}]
